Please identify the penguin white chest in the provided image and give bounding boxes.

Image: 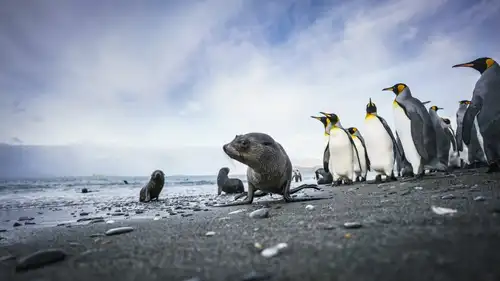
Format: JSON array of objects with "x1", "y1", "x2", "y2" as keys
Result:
[
  {"x1": 363, "y1": 116, "x2": 394, "y2": 175},
  {"x1": 351, "y1": 137, "x2": 364, "y2": 174},
  {"x1": 328, "y1": 128, "x2": 354, "y2": 180},
  {"x1": 392, "y1": 103, "x2": 421, "y2": 175}
]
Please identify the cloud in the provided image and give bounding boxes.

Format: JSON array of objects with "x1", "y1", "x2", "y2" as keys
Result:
[{"x1": 1, "y1": 0, "x2": 499, "y2": 176}]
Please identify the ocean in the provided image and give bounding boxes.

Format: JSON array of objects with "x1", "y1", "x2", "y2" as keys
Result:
[{"x1": 0, "y1": 173, "x2": 318, "y2": 232}]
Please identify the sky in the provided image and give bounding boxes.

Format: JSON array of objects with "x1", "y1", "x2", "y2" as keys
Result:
[{"x1": 1, "y1": 0, "x2": 499, "y2": 177}]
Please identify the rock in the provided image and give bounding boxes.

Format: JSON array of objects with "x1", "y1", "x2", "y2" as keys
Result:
[
  {"x1": 343, "y1": 222, "x2": 362, "y2": 229},
  {"x1": 441, "y1": 194, "x2": 455, "y2": 200},
  {"x1": 414, "y1": 186, "x2": 423, "y2": 190},
  {"x1": 400, "y1": 190, "x2": 411, "y2": 196},
  {"x1": 89, "y1": 218, "x2": 105, "y2": 224},
  {"x1": 111, "y1": 212, "x2": 126, "y2": 216},
  {"x1": 181, "y1": 213, "x2": 193, "y2": 217},
  {"x1": 474, "y1": 196, "x2": 486, "y2": 202},
  {"x1": 18, "y1": 216, "x2": 34, "y2": 221},
  {"x1": 249, "y1": 208, "x2": 270, "y2": 219},
  {"x1": 81, "y1": 188, "x2": 89, "y2": 193},
  {"x1": 15, "y1": 249, "x2": 67, "y2": 272},
  {"x1": 80, "y1": 212, "x2": 90, "y2": 216},
  {"x1": 105, "y1": 227, "x2": 134, "y2": 236},
  {"x1": 135, "y1": 210, "x2": 144, "y2": 214},
  {"x1": 0, "y1": 254, "x2": 16, "y2": 262},
  {"x1": 228, "y1": 209, "x2": 246, "y2": 215},
  {"x1": 205, "y1": 231, "x2": 216, "y2": 237},
  {"x1": 24, "y1": 222, "x2": 36, "y2": 225},
  {"x1": 0, "y1": 229, "x2": 6, "y2": 233},
  {"x1": 261, "y1": 243, "x2": 288, "y2": 258},
  {"x1": 13, "y1": 222, "x2": 22, "y2": 227},
  {"x1": 305, "y1": 205, "x2": 315, "y2": 210},
  {"x1": 105, "y1": 220, "x2": 115, "y2": 224}
]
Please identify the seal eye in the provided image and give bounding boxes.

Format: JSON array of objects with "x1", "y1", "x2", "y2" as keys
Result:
[
  {"x1": 239, "y1": 139, "x2": 249, "y2": 148},
  {"x1": 262, "y1": 141, "x2": 272, "y2": 146}
]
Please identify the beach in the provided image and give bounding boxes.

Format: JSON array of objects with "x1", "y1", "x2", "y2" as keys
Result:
[{"x1": 1, "y1": 169, "x2": 500, "y2": 281}]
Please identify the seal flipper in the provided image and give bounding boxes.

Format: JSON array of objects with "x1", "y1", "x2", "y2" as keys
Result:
[
  {"x1": 289, "y1": 184, "x2": 321, "y2": 194},
  {"x1": 213, "y1": 183, "x2": 256, "y2": 207},
  {"x1": 462, "y1": 101, "x2": 482, "y2": 145},
  {"x1": 282, "y1": 181, "x2": 329, "y2": 203}
]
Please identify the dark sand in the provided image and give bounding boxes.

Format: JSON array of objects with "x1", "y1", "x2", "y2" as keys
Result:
[{"x1": 1, "y1": 169, "x2": 500, "y2": 281}]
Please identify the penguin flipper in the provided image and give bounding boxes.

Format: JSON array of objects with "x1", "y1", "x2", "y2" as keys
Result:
[
  {"x1": 323, "y1": 142, "x2": 330, "y2": 173},
  {"x1": 343, "y1": 129, "x2": 362, "y2": 170},
  {"x1": 356, "y1": 132, "x2": 371, "y2": 171},
  {"x1": 377, "y1": 116, "x2": 402, "y2": 161},
  {"x1": 455, "y1": 112, "x2": 465, "y2": 151},
  {"x1": 445, "y1": 128, "x2": 457, "y2": 152},
  {"x1": 462, "y1": 101, "x2": 482, "y2": 146},
  {"x1": 407, "y1": 111, "x2": 429, "y2": 160}
]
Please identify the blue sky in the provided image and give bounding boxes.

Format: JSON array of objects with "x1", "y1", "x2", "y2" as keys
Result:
[{"x1": 1, "y1": 0, "x2": 499, "y2": 176}]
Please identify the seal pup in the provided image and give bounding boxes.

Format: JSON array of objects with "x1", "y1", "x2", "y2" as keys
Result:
[
  {"x1": 453, "y1": 57, "x2": 500, "y2": 172},
  {"x1": 440, "y1": 117, "x2": 461, "y2": 169},
  {"x1": 213, "y1": 133, "x2": 324, "y2": 207},
  {"x1": 455, "y1": 100, "x2": 487, "y2": 168},
  {"x1": 428, "y1": 105, "x2": 451, "y2": 172},
  {"x1": 139, "y1": 170, "x2": 165, "y2": 202},
  {"x1": 320, "y1": 112, "x2": 361, "y2": 186},
  {"x1": 315, "y1": 168, "x2": 333, "y2": 185},
  {"x1": 347, "y1": 127, "x2": 370, "y2": 182},
  {"x1": 363, "y1": 98, "x2": 399, "y2": 182},
  {"x1": 217, "y1": 167, "x2": 244, "y2": 195},
  {"x1": 382, "y1": 83, "x2": 446, "y2": 179}
]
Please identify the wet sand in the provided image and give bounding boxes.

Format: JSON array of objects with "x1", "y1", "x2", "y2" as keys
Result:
[{"x1": 1, "y1": 169, "x2": 500, "y2": 281}]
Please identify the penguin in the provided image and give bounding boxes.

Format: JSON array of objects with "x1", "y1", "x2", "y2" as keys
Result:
[
  {"x1": 453, "y1": 57, "x2": 500, "y2": 173},
  {"x1": 319, "y1": 112, "x2": 361, "y2": 186},
  {"x1": 346, "y1": 127, "x2": 370, "y2": 182},
  {"x1": 455, "y1": 100, "x2": 487, "y2": 169},
  {"x1": 382, "y1": 83, "x2": 446, "y2": 178},
  {"x1": 428, "y1": 105, "x2": 450, "y2": 171},
  {"x1": 440, "y1": 117, "x2": 461, "y2": 169},
  {"x1": 395, "y1": 132, "x2": 415, "y2": 177},
  {"x1": 310, "y1": 116, "x2": 332, "y2": 174},
  {"x1": 362, "y1": 98, "x2": 399, "y2": 182}
]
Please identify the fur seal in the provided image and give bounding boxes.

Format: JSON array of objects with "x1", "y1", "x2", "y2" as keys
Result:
[
  {"x1": 315, "y1": 168, "x2": 333, "y2": 185},
  {"x1": 139, "y1": 170, "x2": 165, "y2": 202},
  {"x1": 217, "y1": 167, "x2": 244, "y2": 195},
  {"x1": 214, "y1": 133, "x2": 324, "y2": 206}
]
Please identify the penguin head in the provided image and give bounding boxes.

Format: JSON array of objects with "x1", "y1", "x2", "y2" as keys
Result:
[
  {"x1": 452, "y1": 57, "x2": 497, "y2": 74},
  {"x1": 366, "y1": 98, "x2": 377, "y2": 114},
  {"x1": 382, "y1": 83, "x2": 408, "y2": 96},
  {"x1": 458, "y1": 100, "x2": 471, "y2": 105},
  {"x1": 430, "y1": 105, "x2": 443, "y2": 111},
  {"x1": 347, "y1": 127, "x2": 358, "y2": 135},
  {"x1": 319, "y1": 112, "x2": 340, "y2": 134},
  {"x1": 310, "y1": 116, "x2": 329, "y2": 128}
]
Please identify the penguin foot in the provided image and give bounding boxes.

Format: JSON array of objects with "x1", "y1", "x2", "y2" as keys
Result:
[
  {"x1": 361, "y1": 177, "x2": 367, "y2": 182},
  {"x1": 389, "y1": 174, "x2": 398, "y2": 182},
  {"x1": 344, "y1": 179, "x2": 354, "y2": 185},
  {"x1": 374, "y1": 175, "x2": 382, "y2": 183},
  {"x1": 415, "y1": 173, "x2": 424, "y2": 180},
  {"x1": 332, "y1": 179, "x2": 342, "y2": 187}
]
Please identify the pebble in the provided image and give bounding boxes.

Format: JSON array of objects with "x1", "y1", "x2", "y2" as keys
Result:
[
  {"x1": 105, "y1": 227, "x2": 134, "y2": 236},
  {"x1": 80, "y1": 212, "x2": 89, "y2": 216},
  {"x1": 473, "y1": 196, "x2": 486, "y2": 202},
  {"x1": 135, "y1": 210, "x2": 144, "y2": 214},
  {"x1": 105, "y1": 220, "x2": 115, "y2": 224},
  {"x1": 400, "y1": 190, "x2": 411, "y2": 196},
  {"x1": 205, "y1": 231, "x2": 216, "y2": 237},
  {"x1": 89, "y1": 218, "x2": 105, "y2": 224},
  {"x1": 470, "y1": 184, "x2": 478, "y2": 190},
  {"x1": 441, "y1": 194, "x2": 455, "y2": 200},
  {"x1": 181, "y1": 213, "x2": 193, "y2": 217},
  {"x1": 24, "y1": 221, "x2": 36, "y2": 225},
  {"x1": 18, "y1": 216, "x2": 34, "y2": 221},
  {"x1": 228, "y1": 209, "x2": 246, "y2": 215},
  {"x1": 242, "y1": 271, "x2": 272, "y2": 281},
  {"x1": 414, "y1": 186, "x2": 423, "y2": 190},
  {"x1": 343, "y1": 222, "x2": 362, "y2": 229},
  {"x1": 0, "y1": 254, "x2": 16, "y2": 262},
  {"x1": 153, "y1": 217, "x2": 161, "y2": 221},
  {"x1": 249, "y1": 208, "x2": 270, "y2": 219},
  {"x1": 13, "y1": 222, "x2": 22, "y2": 227},
  {"x1": 0, "y1": 229, "x2": 6, "y2": 232},
  {"x1": 431, "y1": 205, "x2": 457, "y2": 215},
  {"x1": 15, "y1": 249, "x2": 67, "y2": 272},
  {"x1": 305, "y1": 205, "x2": 315, "y2": 210},
  {"x1": 261, "y1": 243, "x2": 288, "y2": 258}
]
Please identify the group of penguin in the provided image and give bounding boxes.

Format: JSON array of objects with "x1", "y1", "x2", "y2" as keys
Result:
[{"x1": 311, "y1": 57, "x2": 500, "y2": 186}]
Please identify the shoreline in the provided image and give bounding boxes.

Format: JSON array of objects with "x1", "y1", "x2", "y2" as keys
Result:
[{"x1": 1, "y1": 169, "x2": 500, "y2": 281}]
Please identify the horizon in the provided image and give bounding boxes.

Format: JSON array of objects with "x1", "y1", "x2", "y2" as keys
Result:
[{"x1": 1, "y1": 0, "x2": 499, "y2": 176}]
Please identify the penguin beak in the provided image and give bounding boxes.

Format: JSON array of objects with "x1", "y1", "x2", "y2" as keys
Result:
[
  {"x1": 310, "y1": 116, "x2": 321, "y2": 120},
  {"x1": 438, "y1": 107, "x2": 444, "y2": 110},
  {"x1": 381, "y1": 87, "x2": 393, "y2": 91},
  {"x1": 452, "y1": 62, "x2": 475, "y2": 68},
  {"x1": 319, "y1": 112, "x2": 330, "y2": 117}
]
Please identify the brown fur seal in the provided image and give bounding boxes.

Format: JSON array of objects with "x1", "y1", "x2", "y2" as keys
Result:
[
  {"x1": 214, "y1": 132, "x2": 325, "y2": 207},
  {"x1": 217, "y1": 167, "x2": 244, "y2": 195},
  {"x1": 139, "y1": 170, "x2": 165, "y2": 202}
]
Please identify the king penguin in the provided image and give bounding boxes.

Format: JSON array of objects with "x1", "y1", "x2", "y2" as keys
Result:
[
  {"x1": 363, "y1": 98, "x2": 399, "y2": 182},
  {"x1": 320, "y1": 112, "x2": 361, "y2": 185},
  {"x1": 455, "y1": 100, "x2": 488, "y2": 169},
  {"x1": 395, "y1": 132, "x2": 415, "y2": 177},
  {"x1": 440, "y1": 117, "x2": 461, "y2": 169},
  {"x1": 428, "y1": 105, "x2": 451, "y2": 172},
  {"x1": 346, "y1": 127, "x2": 370, "y2": 182},
  {"x1": 453, "y1": 57, "x2": 500, "y2": 172},
  {"x1": 382, "y1": 83, "x2": 446, "y2": 178},
  {"x1": 310, "y1": 116, "x2": 333, "y2": 175}
]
